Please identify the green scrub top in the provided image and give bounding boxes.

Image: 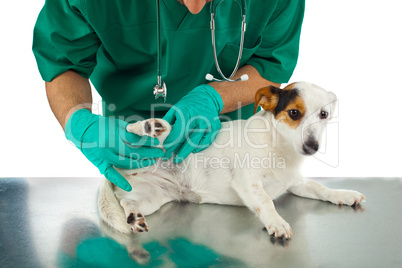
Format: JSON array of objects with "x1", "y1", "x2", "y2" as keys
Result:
[{"x1": 33, "y1": 0, "x2": 304, "y2": 122}]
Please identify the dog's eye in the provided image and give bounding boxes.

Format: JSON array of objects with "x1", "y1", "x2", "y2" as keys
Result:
[
  {"x1": 320, "y1": 111, "x2": 329, "y2": 119},
  {"x1": 288, "y1": 110, "x2": 301, "y2": 120}
]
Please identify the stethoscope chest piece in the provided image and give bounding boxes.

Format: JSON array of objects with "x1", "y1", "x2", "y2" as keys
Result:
[{"x1": 153, "y1": 80, "x2": 167, "y2": 102}]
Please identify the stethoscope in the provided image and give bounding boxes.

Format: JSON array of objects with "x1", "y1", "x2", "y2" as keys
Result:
[{"x1": 153, "y1": 0, "x2": 248, "y2": 102}]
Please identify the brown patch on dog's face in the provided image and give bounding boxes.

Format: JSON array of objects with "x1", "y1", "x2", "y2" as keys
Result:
[
  {"x1": 254, "y1": 84, "x2": 306, "y2": 129},
  {"x1": 275, "y1": 95, "x2": 306, "y2": 129}
]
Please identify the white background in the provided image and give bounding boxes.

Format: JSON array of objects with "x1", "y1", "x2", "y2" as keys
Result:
[{"x1": 0, "y1": 0, "x2": 401, "y2": 178}]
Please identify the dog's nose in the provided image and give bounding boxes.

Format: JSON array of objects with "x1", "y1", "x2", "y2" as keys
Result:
[{"x1": 303, "y1": 139, "x2": 319, "y2": 155}]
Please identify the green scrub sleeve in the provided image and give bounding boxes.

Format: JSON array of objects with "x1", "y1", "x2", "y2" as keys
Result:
[
  {"x1": 32, "y1": 0, "x2": 100, "y2": 82},
  {"x1": 247, "y1": 0, "x2": 305, "y2": 84}
]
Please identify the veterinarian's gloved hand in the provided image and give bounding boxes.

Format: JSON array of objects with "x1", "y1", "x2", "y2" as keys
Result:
[
  {"x1": 65, "y1": 109, "x2": 164, "y2": 191},
  {"x1": 163, "y1": 85, "x2": 223, "y2": 163}
]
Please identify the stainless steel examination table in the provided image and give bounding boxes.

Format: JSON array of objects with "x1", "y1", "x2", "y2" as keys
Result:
[{"x1": 1, "y1": 177, "x2": 401, "y2": 268}]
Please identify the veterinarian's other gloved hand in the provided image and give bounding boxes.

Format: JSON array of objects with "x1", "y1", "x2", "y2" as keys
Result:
[
  {"x1": 65, "y1": 109, "x2": 164, "y2": 191},
  {"x1": 163, "y1": 85, "x2": 223, "y2": 163}
]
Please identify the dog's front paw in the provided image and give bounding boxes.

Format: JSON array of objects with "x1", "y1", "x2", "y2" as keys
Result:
[
  {"x1": 127, "y1": 212, "x2": 149, "y2": 233},
  {"x1": 265, "y1": 217, "x2": 292, "y2": 239},
  {"x1": 127, "y1": 119, "x2": 169, "y2": 138},
  {"x1": 327, "y1": 190, "x2": 366, "y2": 206}
]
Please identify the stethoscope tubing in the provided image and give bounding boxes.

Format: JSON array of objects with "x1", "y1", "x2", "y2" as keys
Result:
[
  {"x1": 156, "y1": 0, "x2": 162, "y2": 86},
  {"x1": 210, "y1": 13, "x2": 246, "y2": 82},
  {"x1": 209, "y1": 0, "x2": 247, "y2": 82},
  {"x1": 153, "y1": 0, "x2": 167, "y2": 101}
]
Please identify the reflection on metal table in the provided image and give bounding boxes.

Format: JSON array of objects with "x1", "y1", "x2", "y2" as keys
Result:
[{"x1": 0, "y1": 177, "x2": 401, "y2": 267}]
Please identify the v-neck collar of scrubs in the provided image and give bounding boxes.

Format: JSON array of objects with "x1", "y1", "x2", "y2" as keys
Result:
[
  {"x1": 161, "y1": 0, "x2": 212, "y2": 30},
  {"x1": 161, "y1": 0, "x2": 190, "y2": 30}
]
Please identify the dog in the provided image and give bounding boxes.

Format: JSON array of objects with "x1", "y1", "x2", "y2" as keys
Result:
[{"x1": 98, "y1": 82, "x2": 365, "y2": 239}]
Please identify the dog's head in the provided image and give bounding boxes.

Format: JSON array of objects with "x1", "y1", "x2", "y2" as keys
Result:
[{"x1": 254, "y1": 82, "x2": 337, "y2": 155}]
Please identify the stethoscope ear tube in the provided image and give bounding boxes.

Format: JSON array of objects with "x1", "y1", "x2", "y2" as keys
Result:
[{"x1": 206, "y1": 73, "x2": 249, "y2": 82}]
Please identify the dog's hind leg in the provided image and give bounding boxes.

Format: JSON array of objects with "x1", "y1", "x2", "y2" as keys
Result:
[
  {"x1": 117, "y1": 178, "x2": 175, "y2": 233},
  {"x1": 120, "y1": 195, "x2": 173, "y2": 233},
  {"x1": 288, "y1": 179, "x2": 366, "y2": 206},
  {"x1": 118, "y1": 194, "x2": 174, "y2": 233},
  {"x1": 120, "y1": 199, "x2": 149, "y2": 233}
]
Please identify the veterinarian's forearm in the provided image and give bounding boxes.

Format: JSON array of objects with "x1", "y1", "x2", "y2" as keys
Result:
[
  {"x1": 208, "y1": 65, "x2": 280, "y2": 114},
  {"x1": 45, "y1": 70, "x2": 93, "y2": 131}
]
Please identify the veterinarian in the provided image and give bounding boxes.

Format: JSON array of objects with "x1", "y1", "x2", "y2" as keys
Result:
[{"x1": 33, "y1": 0, "x2": 305, "y2": 191}]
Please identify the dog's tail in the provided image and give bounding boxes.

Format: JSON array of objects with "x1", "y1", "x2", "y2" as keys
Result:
[{"x1": 98, "y1": 178, "x2": 131, "y2": 234}]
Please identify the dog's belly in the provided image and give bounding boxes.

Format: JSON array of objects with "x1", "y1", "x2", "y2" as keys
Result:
[
  {"x1": 186, "y1": 167, "x2": 244, "y2": 206},
  {"x1": 119, "y1": 160, "x2": 243, "y2": 207},
  {"x1": 164, "y1": 160, "x2": 244, "y2": 206}
]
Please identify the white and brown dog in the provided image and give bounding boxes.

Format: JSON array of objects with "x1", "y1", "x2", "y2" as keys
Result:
[{"x1": 98, "y1": 82, "x2": 365, "y2": 239}]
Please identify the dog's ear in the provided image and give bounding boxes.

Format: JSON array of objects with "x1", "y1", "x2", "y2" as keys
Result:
[{"x1": 254, "y1": 86, "x2": 280, "y2": 114}]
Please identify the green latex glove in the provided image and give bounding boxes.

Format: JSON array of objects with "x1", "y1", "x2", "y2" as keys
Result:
[
  {"x1": 65, "y1": 109, "x2": 164, "y2": 191},
  {"x1": 163, "y1": 85, "x2": 223, "y2": 163}
]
